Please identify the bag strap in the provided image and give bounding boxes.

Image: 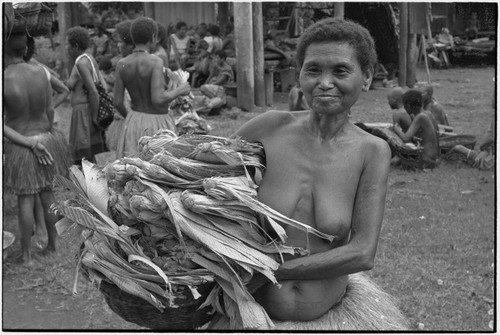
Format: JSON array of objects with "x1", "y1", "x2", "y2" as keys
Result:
[{"x1": 75, "y1": 53, "x2": 98, "y2": 83}]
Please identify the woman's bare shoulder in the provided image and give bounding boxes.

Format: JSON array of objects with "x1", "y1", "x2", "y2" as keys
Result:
[{"x1": 232, "y1": 110, "x2": 297, "y2": 141}]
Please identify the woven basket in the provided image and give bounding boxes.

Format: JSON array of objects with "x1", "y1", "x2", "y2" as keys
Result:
[
  {"x1": 439, "y1": 134, "x2": 476, "y2": 154},
  {"x1": 28, "y1": 3, "x2": 54, "y2": 37},
  {"x1": 11, "y1": 3, "x2": 41, "y2": 33},
  {"x1": 100, "y1": 280, "x2": 215, "y2": 329}
]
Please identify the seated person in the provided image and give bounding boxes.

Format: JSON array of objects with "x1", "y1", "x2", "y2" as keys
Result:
[
  {"x1": 387, "y1": 87, "x2": 411, "y2": 132},
  {"x1": 169, "y1": 21, "x2": 193, "y2": 70},
  {"x1": 204, "y1": 24, "x2": 224, "y2": 54},
  {"x1": 447, "y1": 96, "x2": 495, "y2": 170},
  {"x1": 195, "y1": 50, "x2": 234, "y2": 115},
  {"x1": 465, "y1": 12, "x2": 480, "y2": 40},
  {"x1": 392, "y1": 89, "x2": 440, "y2": 169},
  {"x1": 370, "y1": 62, "x2": 388, "y2": 89},
  {"x1": 288, "y1": 70, "x2": 309, "y2": 111},
  {"x1": 419, "y1": 84, "x2": 450, "y2": 126},
  {"x1": 264, "y1": 22, "x2": 292, "y2": 67},
  {"x1": 186, "y1": 39, "x2": 212, "y2": 88},
  {"x1": 436, "y1": 27, "x2": 454, "y2": 50}
]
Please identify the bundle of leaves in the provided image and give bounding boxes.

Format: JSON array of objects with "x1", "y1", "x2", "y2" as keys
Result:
[{"x1": 53, "y1": 130, "x2": 335, "y2": 329}]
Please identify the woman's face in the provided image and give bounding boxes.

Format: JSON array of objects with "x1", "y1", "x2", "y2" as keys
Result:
[
  {"x1": 65, "y1": 37, "x2": 77, "y2": 59},
  {"x1": 176, "y1": 26, "x2": 187, "y2": 38},
  {"x1": 299, "y1": 41, "x2": 372, "y2": 116},
  {"x1": 118, "y1": 38, "x2": 133, "y2": 57}
]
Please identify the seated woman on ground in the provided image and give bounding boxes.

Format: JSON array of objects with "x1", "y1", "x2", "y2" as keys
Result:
[
  {"x1": 169, "y1": 21, "x2": 193, "y2": 70},
  {"x1": 186, "y1": 39, "x2": 212, "y2": 88},
  {"x1": 195, "y1": 50, "x2": 234, "y2": 115}
]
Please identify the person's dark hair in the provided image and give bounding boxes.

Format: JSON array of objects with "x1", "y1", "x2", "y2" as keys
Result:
[
  {"x1": 5, "y1": 32, "x2": 27, "y2": 58},
  {"x1": 296, "y1": 17, "x2": 377, "y2": 72},
  {"x1": 208, "y1": 24, "x2": 220, "y2": 37},
  {"x1": 115, "y1": 20, "x2": 134, "y2": 45},
  {"x1": 99, "y1": 56, "x2": 112, "y2": 71},
  {"x1": 418, "y1": 84, "x2": 434, "y2": 103},
  {"x1": 23, "y1": 35, "x2": 35, "y2": 62},
  {"x1": 156, "y1": 22, "x2": 167, "y2": 45},
  {"x1": 214, "y1": 49, "x2": 227, "y2": 60},
  {"x1": 67, "y1": 26, "x2": 91, "y2": 50},
  {"x1": 402, "y1": 89, "x2": 423, "y2": 114},
  {"x1": 197, "y1": 39, "x2": 209, "y2": 50},
  {"x1": 176, "y1": 21, "x2": 187, "y2": 31},
  {"x1": 131, "y1": 17, "x2": 158, "y2": 45}
]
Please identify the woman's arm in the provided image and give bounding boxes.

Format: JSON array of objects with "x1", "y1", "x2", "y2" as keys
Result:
[
  {"x1": 393, "y1": 115, "x2": 423, "y2": 142},
  {"x1": 275, "y1": 139, "x2": 391, "y2": 281},
  {"x1": 113, "y1": 61, "x2": 127, "y2": 117},
  {"x1": 76, "y1": 58, "x2": 99, "y2": 125},
  {"x1": 3, "y1": 124, "x2": 54, "y2": 165},
  {"x1": 49, "y1": 73, "x2": 70, "y2": 109},
  {"x1": 150, "y1": 57, "x2": 190, "y2": 106}
]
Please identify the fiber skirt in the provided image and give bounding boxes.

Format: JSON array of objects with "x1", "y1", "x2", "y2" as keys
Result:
[
  {"x1": 208, "y1": 272, "x2": 410, "y2": 331},
  {"x1": 3, "y1": 129, "x2": 71, "y2": 195},
  {"x1": 116, "y1": 110, "x2": 177, "y2": 159}
]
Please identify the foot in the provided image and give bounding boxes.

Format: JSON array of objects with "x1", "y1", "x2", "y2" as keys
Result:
[{"x1": 40, "y1": 245, "x2": 56, "y2": 256}]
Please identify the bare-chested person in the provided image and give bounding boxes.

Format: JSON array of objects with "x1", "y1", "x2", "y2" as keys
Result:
[
  {"x1": 3, "y1": 32, "x2": 71, "y2": 265},
  {"x1": 210, "y1": 18, "x2": 408, "y2": 331},
  {"x1": 387, "y1": 87, "x2": 411, "y2": 132},
  {"x1": 392, "y1": 89, "x2": 440, "y2": 169},
  {"x1": 419, "y1": 84, "x2": 450, "y2": 126},
  {"x1": 114, "y1": 17, "x2": 191, "y2": 158}
]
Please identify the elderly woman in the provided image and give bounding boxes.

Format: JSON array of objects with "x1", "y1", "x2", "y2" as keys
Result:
[
  {"x1": 66, "y1": 26, "x2": 105, "y2": 164},
  {"x1": 210, "y1": 18, "x2": 409, "y2": 330}
]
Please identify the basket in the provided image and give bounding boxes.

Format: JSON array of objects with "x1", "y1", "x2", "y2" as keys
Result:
[
  {"x1": 28, "y1": 2, "x2": 55, "y2": 37},
  {"x1": 11, "y1": 3, "x2": 41, "y2": 33},
  {"x1": 439, "y1": 134, "x2": 476, "y2": 154},
  {"x1": 371, "y1": 127, "x2": 423, "y2": 159},
  {"x1": 99, "y1": 280, "x2": 216, "y2": 329}
]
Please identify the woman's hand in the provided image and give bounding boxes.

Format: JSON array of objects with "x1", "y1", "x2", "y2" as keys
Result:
[{"x1": 31, "y1": 141, "x2": 54, "y2": 166}]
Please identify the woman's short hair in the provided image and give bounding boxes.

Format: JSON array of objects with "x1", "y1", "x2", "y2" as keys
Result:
[
  {"x1": 296, "y1": 17, "x2": 377, "y2": 72},
  {"x1": 131, "y1": 17, "x2": 158, "y2": 45},
  {"x1": 67, "y1": 26, "x2": 90, "y2": 50},
  {"x1": 208, "y1": 24, "x2": 220, "y2": 36},
  {"x1": 5, "y1": 32, "x2": 27, "y2": 58},
  {"x1": 176, "y1": 21, "x2": 187, "y2": 31},
  {"x1": 115, "y1": 20, "x2": 133, "y2": 45},
  {"x1": 156, "y1": 22, "x2": 167, "y2": 45},
  {"x1": 214, "y1": 49, "x2": 227, "y2": 60},
  {"x1": 402, "y1": 89, "x2": 423, "y2": 112}
]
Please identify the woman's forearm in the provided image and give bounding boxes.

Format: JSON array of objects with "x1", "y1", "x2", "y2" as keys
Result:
[
  {"x1": 3, "y1": 125, "x2": 36, "y2": 148},
  {"x1": 275, "y1": 245, "x2": 371, "y2": 281}
]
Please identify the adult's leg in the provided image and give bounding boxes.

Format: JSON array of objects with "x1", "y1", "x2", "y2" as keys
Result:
[
  {"x1": 34, "y1": 193, "x2": 46, "y2": 235},
  {"x1": 17, "y1": 194, "x2": 36, "y2": 265},
  {"x1": 38, "y1": 190, "x2": 59, "y2": 253}
]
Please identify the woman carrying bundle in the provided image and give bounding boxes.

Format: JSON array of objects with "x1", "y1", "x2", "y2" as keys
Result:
[{"x1": 210, "y1": 17, "x2": 409, "y2": 330}]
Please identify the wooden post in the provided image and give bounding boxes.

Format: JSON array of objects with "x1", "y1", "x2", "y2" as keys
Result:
[
  {"x1": 143, "y1": 3, "x2": 155, "y2": 19},
  {"x1": 217, "y1": 3, "x2": 230, "y2": 35},
  {"x1": 420, "y1": 35, "x2": 432, "y2": 83},
  {"x1": 234, "y1": 3, "x2": 254, "y2": 111},
  {"x1": 264, "y1": 70, "x2": 274, "y2": 106},
  {"x1": 407, "y1": 33, "x2": 418, "y2": 87},
  {"x1": 252, "y1": 2, "x2": 265, "y2": 107},
  {"x1": 398, "y1": 2, "x2": 408, "y2": 87},
  {"x1": 334, "y1": 3, "x2": 345, "y2": 18},
  {"x1": 57, "y1": 2, "x2": 73, "y2": 73}
]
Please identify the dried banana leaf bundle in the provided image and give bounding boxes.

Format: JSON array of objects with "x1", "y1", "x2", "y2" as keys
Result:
[{"x1": 53, "y1": 131, "x2": 335, "y2": 330}]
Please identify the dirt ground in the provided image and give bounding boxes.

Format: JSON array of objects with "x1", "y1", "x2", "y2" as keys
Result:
[{"x1": 2, "y1": 65, "x2": 495, "y2": 330}]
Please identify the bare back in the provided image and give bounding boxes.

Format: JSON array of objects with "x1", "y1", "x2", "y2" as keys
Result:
[
  {"x1": 4, "y1": 63, "x2": 52, "y2": 136},
  {"x1": 116, "y1": 53, "x2": 167, "y2": 114},
  {"x1": 414, "y1": 111, "x2": 440, "y2": 161}
]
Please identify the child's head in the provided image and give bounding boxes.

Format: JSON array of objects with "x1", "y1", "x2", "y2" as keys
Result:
[{"x1": 99, "y1": 56, "x2": 113, "y2": 73}]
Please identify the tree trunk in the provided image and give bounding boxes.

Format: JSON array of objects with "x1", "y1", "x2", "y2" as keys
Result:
[
  {"x1": 252, "y1": 2, "x2": 265, "y2": 107},
  {"x1": 234, "y1": 3, "x2": 254, "y2": 111},
  {"x1": 57, "y1": 2, "x2": 73, "y2": 73}
]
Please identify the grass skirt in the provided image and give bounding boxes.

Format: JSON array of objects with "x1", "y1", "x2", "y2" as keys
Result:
[
  {"x1": 116, "y1": 109, "x2": 176, "y2": 159},
  {"x1": 3, "y1": 129, "x2": 71, "y2": 195},
  {"x1": 209, "y1": 272, "x2": 410, "y2": 331}
]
